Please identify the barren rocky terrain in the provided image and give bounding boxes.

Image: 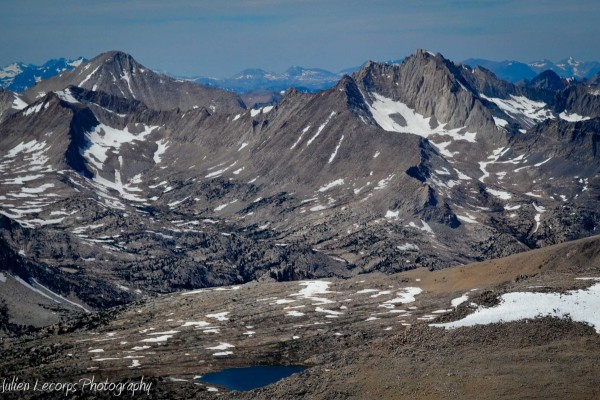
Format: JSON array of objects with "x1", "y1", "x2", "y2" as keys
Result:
[{"x1": 1, "y1": 235, "x2": 600, "y2": 399}]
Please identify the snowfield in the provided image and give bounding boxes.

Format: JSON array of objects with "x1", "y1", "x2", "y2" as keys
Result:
[{"x1": 431, "y1": 283, "x2": 600, "y2": 333}]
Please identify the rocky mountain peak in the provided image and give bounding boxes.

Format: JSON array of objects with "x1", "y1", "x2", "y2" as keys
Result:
[
  {"x1": 332, "y1": 74, "x2": 372, "y2": 118},
  {"x1": 91, "y1": 50, "x2": 141, "y2": 73},
  {"x1": 22, "y1": 51, "x2": 245, "y2": 113},
  {"x1": 466, "y1": 64, "x2": 518, "y2": 98},
  {"x1": 414, "y1": 49, "x2": 438, "y2": 59},
  {"x1": 528, "y1": 70, "x2": 568, "y2": 91},
  {"x1": 588, "y1": 71, "x2": 600, "y2": 87},
  {"x1": 353, "y1": 50, "x2": 502, "y2": 138}
]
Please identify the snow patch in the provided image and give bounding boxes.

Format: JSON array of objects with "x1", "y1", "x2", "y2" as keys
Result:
[
  {"x1": 291, "y1": 125, "x2": 311, "y2": 149},
  {"x1": 328, "y1": 135, "x2": 344, "y2": 164},
  {"x1": 79, "y1": 65, "x2": 101, "y2": 86},
  {"x1": 432, "y1": 283, "x2": 600, "y2": 333},
  {"x1": 397, "y1": 243, "x2": 419, "y2": 251},
  {"x1": 375, "y1": 174, "x2": 395, "y2": 190},
  {"x1": 286, "y1": 311, "x2": 305, "y2": 317},
  {"x1": 493, "y1": 117, "x2": 509, "y2": 128},
  {"x1": 206, "y1": 342, "x2": 234, "y2": 351},
  {"x1": 212, "y1": 351, "x2": 233, "y2": 357},
  {"x1": 385, "y1": 210, "x2": 399, "y2": 219},
  {"x1": 382, "y1": 287, "x2": 423, "y2": 304},
  {"x1": 206, "y1": 312, "x2": 229, "y2": 321},
  {"x1": 315, "y1": 307, "x2": 343, "y2": 316},
  {"x1": 532, "y1": 202, "x2": 546, "y2": 233},
  {"x1": 153, "y1": 139, "x2": 168, "y2": 163},
  {"x1": 82, "y1": 123, "x2": 158, "y2": 170},
  {"x1": 181, "y1": 321, "x2": 211, "y2": 328},
  {"x1": 290, "y1": 280, "x2": 333, "y2": 305},
  {"x1": 318, "y1": 179, "x2": 344, "y2": 192},
  {"x1": 409, "y1": 220, "x2": 434, "y2": 235},
  {"x1": 451, "y1": 294, "x2": 469, "y2": 307},
  {"x1": 485, "y1": 188, "x2": 512, "y2": 200},
  {"x1": 140, "y1": 335, "x2": 173, "y2": 343},
  {"x1": 214, "y1": 199, "x2": 238, "y2": 212},
  {"x1": 457, "y1": 214, "x2": 477, "y2": 224},
  {"x1": 367, "y1": 93, "x2": 477, "y2": 142},
  {"x1": 55, "y1": 88, "x2": 79, "y2": 104},
  {"x1": 23, "y1": 103, "x2": 44, "y2": 116},
  {"x1": 481, "y1": 94, "x2": 554, "y2": 128},
  {"x1": 559, "y1": 111, "x2": 591, "y2": 122},
  {"x1": 11, "y1": 93, "x2": 28, "y2": 110},
  {"x1": 534, "y1": 157, "x2": 552, "y2": 167},
  {"x1": 5, "y1": 139, "x2": 47, "y2": 159},
  {"x1": 306, "y1": 112, "x2": 336, "y2": 146}
]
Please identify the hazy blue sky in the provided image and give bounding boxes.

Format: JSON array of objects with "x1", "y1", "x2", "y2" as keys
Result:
[{"x1": 1, "y1": 0, "x2": 599, "y2": 77}]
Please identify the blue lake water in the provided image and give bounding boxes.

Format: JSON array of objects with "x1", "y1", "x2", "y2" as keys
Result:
[{"x1": 195, "y1": 365, "x2": 306, "y2": 391}]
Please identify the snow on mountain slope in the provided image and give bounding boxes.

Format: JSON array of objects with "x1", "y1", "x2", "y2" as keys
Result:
[
  {"x1": 367, "y1": 92, "x2": 477, "y2": 143},
  {"x1": 1, "y1": 50, "x2": 599, "y2": 323},
  {"x1": 480, "y1": 94, "x2": 555, "y2": 128},
  {"x1": 432, "y1": 283, "x2": 600, "y2": 332}
]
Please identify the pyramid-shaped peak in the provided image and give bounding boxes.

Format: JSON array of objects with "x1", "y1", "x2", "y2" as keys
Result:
[
  {"x1": 81, "y1": 51, "x2": 146, "y2": 73},
  {"x1": 528, "y1": 69, "x2": 567, "y2": 91},
  {"x1": 333, "y1": 74, "x2": 365, "y2": 97},
  {"x1": 22, "y1": 50, "x2": 245, "y2": 113},
  {"x1": 97, "y1": 50, "x2": 135, "y2": 60}
]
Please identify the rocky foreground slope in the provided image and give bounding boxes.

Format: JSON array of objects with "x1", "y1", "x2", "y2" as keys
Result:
[{"x1": 1, "y1": 235, "x2": 599, "y2": 399}]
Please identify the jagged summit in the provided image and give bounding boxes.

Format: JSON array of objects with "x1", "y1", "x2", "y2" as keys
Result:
[
  {"x1": 353, "y1": 49, "x2": 501, "y2": 141},
  {"x1": 414, "y1": 48, "x2": 438, "y2": 57}
]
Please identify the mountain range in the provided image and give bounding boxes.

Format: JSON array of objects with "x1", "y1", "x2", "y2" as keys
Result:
[
  {"x1": 1, "y1": 47, "x2": 600, "y2": 398},
  {"x1": 5, "y1": 54, "x2": 600, "y2": 96},
  {"x1": 1, "y1": 48, "x2": 600, "y2": 321},
  {"x1": 0, "y1": 57, "x2": 86, "y2": 92},
  {"x1": 192, "y1": 66, "x2": 344, "y2": 93},
  {"x1": 464, "y1": 56, "x2": 600, "y2": 83}
]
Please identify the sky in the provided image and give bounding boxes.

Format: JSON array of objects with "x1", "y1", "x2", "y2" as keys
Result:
[{"x1": 1, "y1": 0, "x2": 600, "y2": 78}]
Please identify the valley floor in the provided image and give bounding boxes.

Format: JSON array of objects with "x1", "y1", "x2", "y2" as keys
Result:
[{"x1": 2, "y1": 235, "x2": 600, "y2": 399}]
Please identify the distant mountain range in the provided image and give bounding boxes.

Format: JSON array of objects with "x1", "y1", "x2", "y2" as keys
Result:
[
  {"x1": 0, "y1": 57, "x2": 86, "y2": 92},
  {"x1": 3, "y1": 55, "x2": 600, "y2": 95},
  {"x1": 191, "y1": 66, "x2": 345, "y2": 93},
  {"x1": 463, "y1": 57, "x2": 600, "y2": 83}
]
